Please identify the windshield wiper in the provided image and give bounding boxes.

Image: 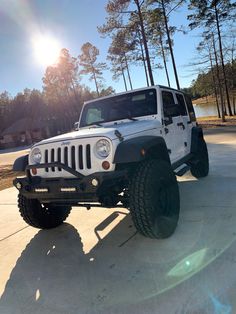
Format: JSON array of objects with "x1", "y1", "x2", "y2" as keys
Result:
[
  {"x1": 127, "y1": 116, "x2": 138, "y2": 121},
  {"x1": 88, "y1": 121, "x2": 103, "y2": 127},
  {"x1": 126, "y1": 112, "x2": 138, "y2": 121},
  {"x1": 126, "y1": 111, "x2": 138, "y2": 121}
]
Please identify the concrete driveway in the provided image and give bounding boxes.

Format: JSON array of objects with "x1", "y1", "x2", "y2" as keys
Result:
[{"x1": 0, "y1": 127, "x2": 236, "y2": 314}]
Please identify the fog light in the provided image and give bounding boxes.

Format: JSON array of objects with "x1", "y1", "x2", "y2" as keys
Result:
[
  {"x1": 102, "y1": 161, "x2": 110, "y2": 170},
  {"x1": 91, "y1": 178, "x2": 99, "y2": 187},
  {"x1": 35, "y1": 188, "x2": 48, "y2": 193},
  {"x1": 60, "y1": 187, "x2": 76, "y2": 192},
  {"x1": 16, "y1": 182, "x2": 22, "y2": 190},
  {"x1": 32, "y1": 168, "x2": 37, "y2": 175}
]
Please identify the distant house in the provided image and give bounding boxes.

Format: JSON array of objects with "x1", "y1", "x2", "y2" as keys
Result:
[{"x1": 0, "y1": 118, "x2": 50, "y2": 149}]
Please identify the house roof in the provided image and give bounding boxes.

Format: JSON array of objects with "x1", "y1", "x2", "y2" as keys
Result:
[{"x1": 2, "y1": 118, "x2": 46, "y2": 136}]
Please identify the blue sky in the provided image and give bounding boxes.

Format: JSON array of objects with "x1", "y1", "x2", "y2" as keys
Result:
[{"x1": 0, "y1": 0, "x2": 202, "y2": 96}]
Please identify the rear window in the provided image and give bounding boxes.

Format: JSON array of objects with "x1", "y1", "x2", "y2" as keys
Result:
[
  {"x1": 185, "y1": 94, "x2": 196, "y2": 121},
  {"x1": 175, "y1": 93, "x2": 187, "y2": 116}
]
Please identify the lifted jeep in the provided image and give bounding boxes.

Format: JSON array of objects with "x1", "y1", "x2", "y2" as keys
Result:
[{"x1": 13, "y1": 85, "x2": 209, "y2": 239}]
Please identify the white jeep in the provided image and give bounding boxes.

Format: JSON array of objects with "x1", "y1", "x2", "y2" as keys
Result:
[{"x1": 13, "y1": 85, "x2": 209, "y2": 239}]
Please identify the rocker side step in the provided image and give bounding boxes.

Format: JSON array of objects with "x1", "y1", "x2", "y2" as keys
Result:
[{"x1": 174, "y1": 164, "x2": 191, "y2": 176}]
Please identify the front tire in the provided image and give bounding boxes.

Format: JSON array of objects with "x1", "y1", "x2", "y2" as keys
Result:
[
  {"x1": 18, "y1": 194, "x2": 71, "y2": 229},
  {"x1": 129, "y1": 160, "x2": 180, "y2": 239}
]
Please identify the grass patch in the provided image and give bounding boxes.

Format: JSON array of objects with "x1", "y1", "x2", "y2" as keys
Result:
[{"x1": 197, "y1": 116, "x2": 236, "y2": 128}]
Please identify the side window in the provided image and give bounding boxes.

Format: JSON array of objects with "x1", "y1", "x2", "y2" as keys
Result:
[
  {"x1": 162, "y1": 91, "x2": 180, "y2": 118},
  {"x1": 185, "y1": 94, "x2": 196, "y2": 121},
  {"x1": 175, "y1": 93, "x2": 187, "y2": 116}
]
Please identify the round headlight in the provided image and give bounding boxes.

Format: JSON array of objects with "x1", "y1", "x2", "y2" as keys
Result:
[
  {"x1": 95, "y1": 139, "x2": 111, "y2": 158},
  {"x1": 30, "y1": 147, "x2": 42, "y2": 164}
]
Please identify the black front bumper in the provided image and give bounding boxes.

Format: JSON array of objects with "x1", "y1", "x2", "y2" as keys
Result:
[{"x1": 13, "y1": 162, "x2": 126, "y2": 204}]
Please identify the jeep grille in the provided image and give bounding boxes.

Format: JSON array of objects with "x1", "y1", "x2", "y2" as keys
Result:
[{"x1": 44, "y1": 144, "x2": 92, "y2": 173}]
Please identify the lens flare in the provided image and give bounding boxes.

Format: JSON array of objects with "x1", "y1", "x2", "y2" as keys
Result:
[{"x1": 32, "y1": 35, "x2": 61, "y2": 67}]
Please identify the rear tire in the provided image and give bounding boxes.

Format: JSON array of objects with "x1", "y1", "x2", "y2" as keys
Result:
[
  {"x1": 18, "y1": 194, "x2": 71, "y2": 229},
  {"x1": 129, "y1": 159, "x2": 180, "y2": 239},
  {"x1": 191, "y1": 139, "x2": 209, "y2": 178}
]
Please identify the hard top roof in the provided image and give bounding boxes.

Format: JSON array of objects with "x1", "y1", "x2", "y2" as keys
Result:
[{"x1": 84, "y1": 85, "x2": 184, "y2": 105}]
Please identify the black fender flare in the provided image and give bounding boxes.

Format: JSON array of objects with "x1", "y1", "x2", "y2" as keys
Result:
[
  {"x1": 13, "y1": 154, "x2": 29, "y2": 171},
  {"x1": 113, "y1": 136, "x2": 170, "y2": 164},
  {"x1": 190, "y1": 126, "x2": 205, "y2": 154}
]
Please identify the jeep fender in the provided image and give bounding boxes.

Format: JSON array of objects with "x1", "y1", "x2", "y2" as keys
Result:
[
  {"x1": 13, "y1": 155, "x2": 29, "y2": 171},
  {"x1": 113, "y1": 136, "x2": 170, "y2": 164},
  {"x1": 190, "y1": 127, "x2": 205, "y2": 154}
]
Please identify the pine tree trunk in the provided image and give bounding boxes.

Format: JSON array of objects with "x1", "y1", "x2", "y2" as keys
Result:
[
  {"x1": 137, "y1": 29, "x2": 149, "y2": 87},
  {"x1": 161, "y1": 0, "x2": 180, "y2": 90},
  {"x1": 209, "y1": 51, "x2": 220, "y2": 118},
  {"x1": 134, "y1": 0, "x2": 154, "y2": 86},
  {"x1": 92, "y1": 67, "x2": 99, "y2": 97},
  {"x1": 231, "y1": 51, "x2": 236, "y2": 115},
  {"x1": 71, "y1": 80, "x2": 78, "y2": 102},
  {"x1": 121, "y1": 66, "x2": 128, "y2": 91},
  {"x1": 214, "y1": 2, "x2": 232, "y2": 116},
  {"x1": 124, "y1": 54, "x2": 133, "y2": 90},
  {"x1": 160, "y1": 33, "x2": 170, "y2": 87},
  {"x1": 71, "y1": 80, "x2": 80, "y2": 116},
  {"x1": 212, "y1": 33, "x2": 225, "y2": 122},
  {"x1": 233, "y1": 95, "x2": 236, "y2": 115}
]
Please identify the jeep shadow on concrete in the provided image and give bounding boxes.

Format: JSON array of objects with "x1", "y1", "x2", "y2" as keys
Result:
[{"x1": 13, "y1": 85, "x2": 209, "y2": 239}]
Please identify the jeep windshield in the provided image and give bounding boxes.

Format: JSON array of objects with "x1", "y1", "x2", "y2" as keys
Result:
[{"x1": 79, "y1": 89, "x2": 157, "y2": 127}]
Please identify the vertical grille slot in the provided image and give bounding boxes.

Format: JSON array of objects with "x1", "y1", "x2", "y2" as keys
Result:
[
  {"x1": 71, "y1": 146, "x2": 76, "y2": 170},
  {"x1": 57, "y1": 148, "x2": 61, "y2": 171},
  {"x1": 51, "y1": 149, "x2": 55, "y2": 172},
  {"x1": 78, "y1": 145, "x2": 83, "y2": 169},
  {"x1": 45, "y1": 150, "x2": 48, "y2": 172},
  {"x1": 64, "y1": 147, "x2": 68, "y2": 166},
  {"x1": 86, "y1": 144, "x2": 91, "y2": 169}
]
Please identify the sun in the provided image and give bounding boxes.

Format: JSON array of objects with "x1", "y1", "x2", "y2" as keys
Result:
[{"x1": 32, "y1": 35, "x2": 61, "y2": 67}]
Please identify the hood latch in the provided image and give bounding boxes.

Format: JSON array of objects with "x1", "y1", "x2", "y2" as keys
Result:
[{"x1": 114, "y1": 130, "x2": 124, "y2": 142}]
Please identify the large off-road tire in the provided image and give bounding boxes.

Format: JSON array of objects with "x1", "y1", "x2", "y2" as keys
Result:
[
  {"x1": 191, "y1": 139, "x2": 209, "y2": 178},
  {"x1": 129, "y1": 159, "x2": 180, "y2": 239},
  {"x1": 18, "y1": 194, "x2": 71, "y2": 229}
]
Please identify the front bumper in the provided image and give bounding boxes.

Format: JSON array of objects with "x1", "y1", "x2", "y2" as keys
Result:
[{"x1": 13, "y1": 162, "x2": 126, "y2": 204}]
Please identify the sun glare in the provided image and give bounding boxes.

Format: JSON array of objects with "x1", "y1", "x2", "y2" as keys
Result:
[{"x1": 32, "y1": 35, "x2": 61, "y2": 67}]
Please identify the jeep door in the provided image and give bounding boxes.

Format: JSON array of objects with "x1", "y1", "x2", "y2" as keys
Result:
[
  {"x1": 161, "y1": 90, "x2": 185, "y2": 163},
  {"x1": 174, "y1": 92, "x2": 191, "y2": 154}
]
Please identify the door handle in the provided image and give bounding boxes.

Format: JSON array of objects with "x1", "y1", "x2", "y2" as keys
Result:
[
  {"x1": 177, "y1": 122, "x2": 185, "y2": 130},
  {"x1": 164, "y1": 128, "x2": 169, "y2": 134}
]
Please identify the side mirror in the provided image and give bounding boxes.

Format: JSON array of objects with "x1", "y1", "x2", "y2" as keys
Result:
[{"x1": 73, "y1": 122, "x2": 79, "y2": 131}]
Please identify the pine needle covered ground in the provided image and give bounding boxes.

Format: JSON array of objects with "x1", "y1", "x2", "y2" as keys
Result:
[
  {"x1": 0, "y1": 165, "x2": 23, "y2": 191},
  {"x1": 198, "y1": 116, "x2": 236, "y2": 128}
]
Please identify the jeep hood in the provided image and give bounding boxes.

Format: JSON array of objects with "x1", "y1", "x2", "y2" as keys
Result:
[{"x1": 36, "y1": 119, "x2": 161, "y2": 146}]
